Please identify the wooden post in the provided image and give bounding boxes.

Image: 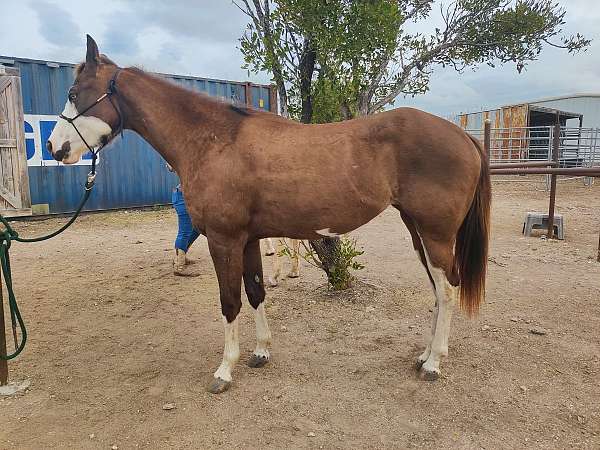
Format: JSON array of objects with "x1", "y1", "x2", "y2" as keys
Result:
[
  {"x1": 268, "y1": 84, "x2": 278, "y2": 114},
  {"x1": 484, "y1": 119, "x2": 491, "y2": 159},
  {"x1": 597, "y1": 230, "x2": 600, "y2": 263},
  {"x1": 244, "y1": 82, "x2": 253, "y2": 108},
  {"x1": 547, "y1": 122, "x2": 560, "y2": 239},
  {"x1": 0, "y1": 273, "x2": 8, "y2": 386}
]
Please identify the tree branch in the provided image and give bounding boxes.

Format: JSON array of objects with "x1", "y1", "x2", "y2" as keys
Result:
[
  {"x1": 369, "y1": 40, "x2": 455, "y2": 113},
  {"x1": 246, "y1": 0, "x2": 289, "y2": 116}
]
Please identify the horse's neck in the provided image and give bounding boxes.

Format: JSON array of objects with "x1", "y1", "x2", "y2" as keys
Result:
[{"x1": 118, "y1": 68, "x2": 231, "y2": 172}]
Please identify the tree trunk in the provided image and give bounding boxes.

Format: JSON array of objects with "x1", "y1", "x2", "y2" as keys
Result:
[
  {"x1": 309, "y1": 235, "x2": 342, "y2": 279},
  {"x1": 357, "y1": 91, "x2": 371, "y2": 117},
  {"x1": 340, "y1": 100, "x2": 353, "y2": 120},
  {"x1": 299, "y1": 39, "x2": 316, "y2": 124}
]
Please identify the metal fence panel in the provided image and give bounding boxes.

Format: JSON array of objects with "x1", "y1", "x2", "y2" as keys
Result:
[
  {"x1": 467, "y1": 126, "x2": 600, "y2": 166},
  {"x1": 466, "y1": 125, "x2": 599, "y2": 186}
]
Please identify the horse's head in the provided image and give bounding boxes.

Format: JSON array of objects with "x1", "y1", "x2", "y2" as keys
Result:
[{"x1": 47, "y1": 35, "x2": 122, "y2": 164}]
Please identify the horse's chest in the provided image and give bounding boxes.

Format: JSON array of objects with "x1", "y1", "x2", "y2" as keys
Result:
[{"x1": 183, "y1": 180, "x2": 249, "y2": 234}]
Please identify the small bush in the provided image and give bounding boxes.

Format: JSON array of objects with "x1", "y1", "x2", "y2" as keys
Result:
[{"x1": 279, "y1": 235, "x2": 364, "y2": 290}]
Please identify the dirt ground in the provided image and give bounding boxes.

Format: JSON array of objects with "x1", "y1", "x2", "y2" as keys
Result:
[{"x1": 0, "y1": 178, "x2": 599, "y2": 449}]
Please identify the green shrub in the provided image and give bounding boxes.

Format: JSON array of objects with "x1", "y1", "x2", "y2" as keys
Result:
[{"x1": 279, "y1": 235, "x2": 364, "y2": 290}]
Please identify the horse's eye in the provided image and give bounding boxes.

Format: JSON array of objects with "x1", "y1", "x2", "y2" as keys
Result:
[{"x1": 68, "y1": 92, "x2": 77, "y2": 102}]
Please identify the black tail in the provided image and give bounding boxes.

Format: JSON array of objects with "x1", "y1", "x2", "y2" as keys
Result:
[{"x1": 455, "y1": 135, "x2": 492, "y2": 316}]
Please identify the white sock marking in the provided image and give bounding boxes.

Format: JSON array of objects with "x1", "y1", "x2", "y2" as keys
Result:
[
  {"x1": 417, "y1": 235, "x2": 457, "y2": 373},
  {"x1": 214, "y1": 315, "x2": 240, "y2": 382}
]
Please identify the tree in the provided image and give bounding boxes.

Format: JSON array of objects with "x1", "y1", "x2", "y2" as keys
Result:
[
  {"x1": 235, "y1": 0, "x2": 589, "y2": 286},
  {"x1": 238, "y1": 1, "x2": 589, "y2": 121}
]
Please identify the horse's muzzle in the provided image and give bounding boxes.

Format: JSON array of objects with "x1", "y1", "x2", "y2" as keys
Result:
[{"x1": 53, "y1": 141, "x2": 71, "y2": 162}]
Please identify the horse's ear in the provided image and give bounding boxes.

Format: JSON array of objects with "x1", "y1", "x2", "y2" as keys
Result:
[{"x1": 85, "y1": 34, "x2": 100, "y2": 71}]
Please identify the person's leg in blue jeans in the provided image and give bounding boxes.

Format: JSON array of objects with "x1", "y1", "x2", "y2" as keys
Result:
[{"x1": 172, "y1": 187, "x2": 201, "y2": 275}]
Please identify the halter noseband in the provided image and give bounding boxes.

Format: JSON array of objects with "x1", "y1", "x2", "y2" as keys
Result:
[{"x1": 59, "y1": 68, "x2": 124, "y2": 185}]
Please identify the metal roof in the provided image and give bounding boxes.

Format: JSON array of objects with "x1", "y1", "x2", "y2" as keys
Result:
[
  {"x1": 527, "y1": 104, "x2": 582, "y2": 119},
  {"x1": 527, "y1": 93, "x2": 600, "y2": 104},
  {"x1": 458, "y1": 93, "x2": 600, "y2": 116}
]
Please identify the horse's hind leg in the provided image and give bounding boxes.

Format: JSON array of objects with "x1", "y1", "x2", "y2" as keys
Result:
[
  {"x1": 243, "y1": 240, "x2": 272, "y2": 368},
  {"x1": 399, "y1": 209, "x2": 458, "y2": 379},
  {"x1": 399, "y1": 210, "x2": 438, "y2": 366},
  {"x1": 417, "y1": 234, "x2": 459, "y2": 380}
]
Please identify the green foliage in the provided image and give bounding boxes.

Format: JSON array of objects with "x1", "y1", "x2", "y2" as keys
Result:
[
  {"x1": 239, "y1": 0, "x2": 403, "y2": 120},
  {"x1": 278, "y1": 236, "x2": 365, "y2": 290},
  {"x1": 327, "y1": 236, "x2": 365, "y2": 290},
  {"x1": 301, "y1": 0, "x2": 404, "y2": 119},
  {"x1": 311, "y1": 75, "x2": 347, "y2": 123},
  {"x1": 237, "y1": 0, "x2": 589, "y2": 117}
]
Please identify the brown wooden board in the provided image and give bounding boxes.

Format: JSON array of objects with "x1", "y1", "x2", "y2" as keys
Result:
[{"x1": 0, "y1": 70, "x2": 31, "y2": 217}]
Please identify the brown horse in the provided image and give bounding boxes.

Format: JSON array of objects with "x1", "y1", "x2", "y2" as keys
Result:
[{"x1": 48, "y1": 36, "x2": 491, "y2": 394}]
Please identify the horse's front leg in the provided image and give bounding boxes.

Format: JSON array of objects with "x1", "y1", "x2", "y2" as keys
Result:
[
  {"x1": 206, "y1": 232, "x2": 246, "y2": 394},
  {"x1": 242, "y1": 240, "x2": 272, "y2": 368}
]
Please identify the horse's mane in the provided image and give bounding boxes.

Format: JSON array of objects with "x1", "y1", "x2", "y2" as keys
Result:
[
  {"x1": 73, "y1": 55, "x2": 117, "y2": 77},
  {"x1": 129, "y1": 67, "x2": 266, "y2": 117},
  {"x1": 229, "y1": 104, "x2": 256, "y2": 116},
  {"x1": 73, "y1": 60, "x2": 267, "y2": 120}
]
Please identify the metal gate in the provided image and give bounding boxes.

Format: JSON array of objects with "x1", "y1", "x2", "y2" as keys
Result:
[{"x1": 0, "y1": 66, "x2": 31, "y2": 217}]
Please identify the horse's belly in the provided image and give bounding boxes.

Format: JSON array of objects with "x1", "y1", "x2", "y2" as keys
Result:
[{"x1": 256, "y1": 190, "x2": 389, "y2": 239}]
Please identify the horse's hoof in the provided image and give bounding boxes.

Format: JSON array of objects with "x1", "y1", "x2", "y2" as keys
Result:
[
  {"x1": 287, "y1": 272, "x2": 300, "y2": 279},
  {"x1": 414, "y1": 358, "x2": 426, "y2": 370},
  {"x1": 207, "y1": 377, "x2": 231, "y2": 394},
  {"x1": 420, "y1": 369, "x2": 440, "y2": 381},
  {"x1": 247, "y1": 354, "x2": 269, "y2": 368}
]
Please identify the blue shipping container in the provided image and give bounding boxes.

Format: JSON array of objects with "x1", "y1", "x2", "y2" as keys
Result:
[{"x1": 0, "y1": 55, "x2": 275, "y2": 214}]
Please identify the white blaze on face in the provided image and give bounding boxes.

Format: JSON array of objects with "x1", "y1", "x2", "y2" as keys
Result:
[{"x1": 47, "y1": 100, "x2": 112, "y2": 164}]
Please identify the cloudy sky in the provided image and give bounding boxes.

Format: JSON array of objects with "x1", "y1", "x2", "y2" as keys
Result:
[{"x1": 1, "y1": 0, "x2": 598, "y2": 117}]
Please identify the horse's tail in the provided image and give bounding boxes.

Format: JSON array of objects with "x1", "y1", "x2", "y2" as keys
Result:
[{"x1": 455, "y1": 135, "x2": 491, "y2": 316}]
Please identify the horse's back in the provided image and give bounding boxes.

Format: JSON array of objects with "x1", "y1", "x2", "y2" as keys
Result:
[{"x1": 235, "y1": 107, "x2": 483, "y2": 237}]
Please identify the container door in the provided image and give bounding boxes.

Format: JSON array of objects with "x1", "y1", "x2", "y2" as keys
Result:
[{"x1": 0, "y1": 66, "x2": 31, "y2": 217}]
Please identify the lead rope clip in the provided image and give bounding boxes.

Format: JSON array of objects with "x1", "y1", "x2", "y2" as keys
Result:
[{"x1": 85, "y1": 172, "x2": 96, "y2": 190}]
